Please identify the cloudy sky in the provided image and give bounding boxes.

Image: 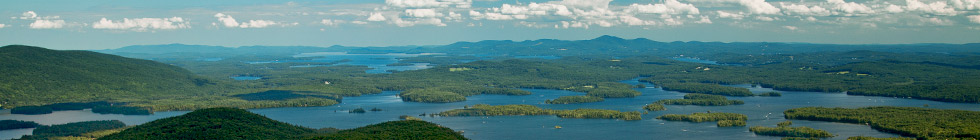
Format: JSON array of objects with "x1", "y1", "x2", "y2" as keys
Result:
[{"x1": 1, "y1": 0, "x2": 979, "y2": 50}]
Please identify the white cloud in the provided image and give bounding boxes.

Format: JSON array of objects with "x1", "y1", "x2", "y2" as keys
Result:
[
  {"x1": 626, "y1": 0, "x2": 700, "y2": 15},
  {"x1": 827, "y1": 0, "x2": 874, "y2": 16},
  {"x1": 351, "y1": 21, "x2": 369, "y2": 24},
  {"x1": 446, "y1": 11, "x2": 464, "y2": 21},
  {"x1": 696, "y1": 16, "x2": 712, "y2": 24},
  {"x1": 739, "y1": 0, "x2": 781, "y2": 15},
  {"x1": 321, "y1": 19, "x2": 344, "y2": 26},
  {"x1": 20, "y1": 11, "x2": 38, "y2": 19},
  {"x1": 368, "y1": 13, "x2": 387, "y2": 21},
  {"x1": 385, "y1": 0, "x2": 472, "y2": 8},
  {"x1": 805, "y1": 16, "x2": 818, "y2": 21},
  {"x1": 469, "y1": 10, "x2": 527, "y2": 20},
  {"x1": 559, "y1": 0, "x2": 613, "y2": 10},
  {"x1": 500, "y1": 4, "x2": 530, "y2": 15},
  {"x1": 717, "y1": 11, "x2": 745, "y2": 20},
  {"x1": 780, "y1": 3, "x2": 830, "y2": 16},
  {"x1": 558, "y1": 20, "x2": 590, "y2": 29},
  {"x1": 405, "y1": 9, "x2": 443, "y2": 18},
  {"x1": 619, "y1": 15, "x2": 658, "y2": 26},
  {"x1": 30, "y1": 19, "x2": 66, "y2": 29},
  {"x1": 19, "y1": 11, "x2": 67, "y2": 29},
  {"x1": 239, "y1": 20, "x2": 278, "y2": 28},
  {"x1": 782, "y1": 25, "x2": 798, "y2": 30},
  {"x1": 214, "y1": 13, "x2": 240, "y2": 27},
  {"x1": 392, "y1": 17, "x2": 447, "y2": 27},
  {"x1": 213, "y1": 13, "x2": 279, "y2": 28},
  {"x1": 923, "y1": 17, "x2": 952, "y2": 25},
  {"x1": 0, "y1": 24, "x2": 6, "y2": 28},
  {"x1": 885, "y1": 4, "x2": 905, "y2": 13},
  {"x1": 952, "y1": 0, "x2": 980, "y2": 10},
  {"x1": 92, "y1": 17, "x2": 190, "y2": 31},
  {"x1": 755, "y1": 16, "x2": 775, "y2": 21},
  {"x1": 905, "y1": 0, "x2": 957, "y2": 16},
  {"x1": 968, "y1": 15, "x2": 980, "y2": 23},
  {"x1": 386, "y1": 0, "x2": 445, "y2": 8}
]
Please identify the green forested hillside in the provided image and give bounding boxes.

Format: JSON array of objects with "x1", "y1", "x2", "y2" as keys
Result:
[
  {"x1": 0, "y1": 45, "x2": 219, "y2": 108},
  {"x1": 99, "y1": 108, "x2": 316, "y2": 140},
  {"x1": 784, "y1": 107, "x2": 980, "y2": 139},
  {"x1": 98, "y1": 108, "x2": 466, "y2": 140},
  {"x1": 305, "y1": 120, "x2": 467, "y2": 140}
]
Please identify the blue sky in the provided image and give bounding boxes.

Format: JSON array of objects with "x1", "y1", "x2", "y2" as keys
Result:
[{"x1": 1, "y1": 0, "x2": 979, "y2": 50}]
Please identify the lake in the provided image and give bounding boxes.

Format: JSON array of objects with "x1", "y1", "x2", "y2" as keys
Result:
[
  {"x1": 2, "y1": 78, "x2": 979, "y2": 139},
  {"x1": 244, "y1": 52, "x2": 440, "y2": 74}
]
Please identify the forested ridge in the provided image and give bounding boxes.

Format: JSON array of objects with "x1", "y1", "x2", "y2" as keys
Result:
[
  {"x1": 96, "y1": 108, "x2": 466, "y2": 140},
  {"x1": 784, "y1": 107, "x2": 980, "y2": 139},
  {"x1": 439, "y1": 104, "x2": 642, "y2": 120},
  {"x1": 0, "y1": 45, "x2": 218, "y2": 108}
]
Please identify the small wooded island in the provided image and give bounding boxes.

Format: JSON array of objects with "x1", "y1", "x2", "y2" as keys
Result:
[
  {"x1": 656, "y1": 112, "x2": 747, "y2": 127},
  {"x1": 439, "y1": 104, "x2": 642, "y2": 121}
]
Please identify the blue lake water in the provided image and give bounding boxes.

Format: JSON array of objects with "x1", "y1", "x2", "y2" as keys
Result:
[
  {"x1": 247, "y1": 52, "x2": 440, "y2": 73},
  {"x1": 3, "y1": 78, "x2": 979, "y2": 139}
]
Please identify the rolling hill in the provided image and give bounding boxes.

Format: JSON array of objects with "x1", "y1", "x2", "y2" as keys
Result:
[
  {"x1": 0, "y1": 45, "x2": 215, "y2": 108},
  {"x1": 98, "y1": 108, "x2": 315, "y2": 140},
  {"x1": 99, "y1": 107, "x2": 466, "y2": 140}
]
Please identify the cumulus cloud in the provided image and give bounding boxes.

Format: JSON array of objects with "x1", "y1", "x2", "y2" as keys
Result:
[
  {"x1": 968, "y1": 15, "x2": 980, "y2": 23},
  {"x1": 20, "y1": 11, "x2": 38, "y2": 19},
  {"x1": 619, "y1": 15, "x2": 658, "y2": 26},
  {"x1": 469, "y1": 10, "x2": 527, "y2": 20},
  {"x1": 782, "y1": 25, "x2": 798, "y2": 30},
  {"x1": 392, "y1": 16, "x2": 447, "y2": 27},
  {"x1": 321, "y1": 19, "x2": 344, "y2": 26},
  {"x1": 19, "y1": 11, "x2": 67, "y2": 29},
  {"x1": 885, "y1": 4, "x2": 906, "y2": 13},
  {"x1": 558, "y1": 20, "x2": 591, "y2": 28},
  {"x1": 241, "y1": 20, "x2": 279, "y2": 28},
  {"x1": 405, "y1": 9, "x2": 443, "y2": 17},
  {"x1": 0, "y1": 24, "x2": 6, "y2": 28},
  {"x1": 463, "y1": 0, "x2": 713, "y2": 28},
  {"x1": 367, "y1": 13, "x2": 387, "y2": 21},
  {"x1": 626, "y1": 0, "x2": 700, "y2": 15},
  {"x1": 780, "y1": 3, "x2": 830, "y2": 16},
  {"x1": 92, "y1": 17, "x2": 190, "y2": 31},
  {"x1": 30, "y1": 20, "x2": 66, "y2": 29},
  {"x1": 739, "y1": 0, "x2": 781, "y2": 15},
  {"x1": 717, "y1": 11, "x2": 745, "y2": 20},
  {"x1": 922, "y1": 17, "x2": 953, "y2": 25},
  {"x1": 755, "y1": 16, "x2": 776, "y2": 21},
  {"x1": 214, "y1": 13, "x2": 240, "y2": 27},
  {"x1": 559, "y1": 0, "x2": 613, "y2": 10},
  {"x1": 952, "y1": 0, "x2": 980, "y2": 10},
  {"x1": 446, "y1": 11, "x2": 464, "y2": 21},
  {"x1": 904, "y1": 0, "x2": 957, "y2": 16},
  {"x1": 213, "y1": 13, "x2": 279, "y2": 28},
  {"x1": 351, "y1": 21, "x2": 369, "y2": 24},
  {"x1": 695, "y1": 16, "x2": 713, "y2": 24},
  {"x1": 386, "y1": 0, "x2": 472, "y2": 8},
  {"x1": 827, "y1": 0, "x2": 874, "y2": 16}
]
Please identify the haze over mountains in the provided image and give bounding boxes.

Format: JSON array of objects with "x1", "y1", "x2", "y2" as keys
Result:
[{"x1": 99, "y1": 36, "x2": 980, "y2": 59}]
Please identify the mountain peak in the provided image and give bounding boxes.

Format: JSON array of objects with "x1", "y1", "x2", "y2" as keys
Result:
[
  {"x1": 592, "y1": 35, "x2": 625, "y2": 41},
  {"x1": 1, "y1": 45, "x2": 52, "y2": 51}
]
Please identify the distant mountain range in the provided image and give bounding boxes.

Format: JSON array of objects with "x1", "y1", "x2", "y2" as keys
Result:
[{"x1": 97, "y1": 35, "x2": 980, "y2": 60}]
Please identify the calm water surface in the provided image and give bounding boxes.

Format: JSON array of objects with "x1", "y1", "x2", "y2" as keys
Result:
[{"x1": 3, "y1": 78, "x2": 979, "y2": 140}]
